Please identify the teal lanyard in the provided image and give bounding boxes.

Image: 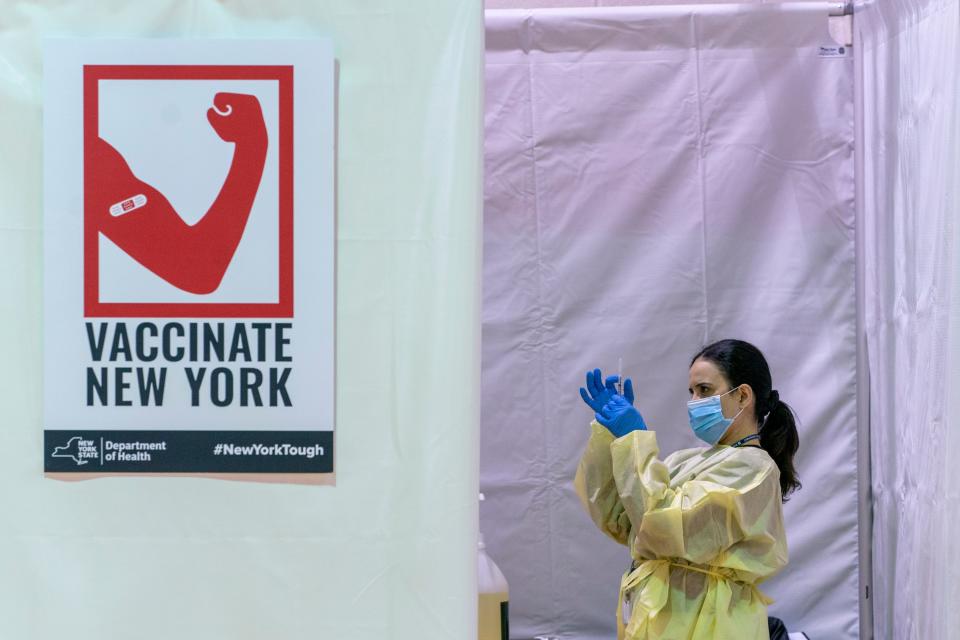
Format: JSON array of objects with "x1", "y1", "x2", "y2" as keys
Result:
[{"x1": 731, "y1": 433, "x2": 761, "y2": 448}]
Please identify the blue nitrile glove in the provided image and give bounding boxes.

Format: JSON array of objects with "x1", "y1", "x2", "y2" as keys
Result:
[
  {"x1": 596, "y1": 394, "x2": 647, "y2": 438},
  {"x1": 579, "y1": 368, "x2": 634, "y2": 412}
]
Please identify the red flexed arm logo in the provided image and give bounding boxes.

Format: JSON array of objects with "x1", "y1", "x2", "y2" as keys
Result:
[{"x1": 89, "y1": 92, "x2": 268, "y2": 294}]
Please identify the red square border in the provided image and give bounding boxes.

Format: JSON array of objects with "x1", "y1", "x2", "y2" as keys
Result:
[{"x1": 83, "y1": 65, "x2": 294, "y2": 318}]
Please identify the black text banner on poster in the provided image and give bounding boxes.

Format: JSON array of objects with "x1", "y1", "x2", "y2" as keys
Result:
[
  {"x1": 43, "y1": 40, "x2": 335, "y2": 478},
  {"x1": 44, "y1": 431, "x2": 333, "y2": 473}
]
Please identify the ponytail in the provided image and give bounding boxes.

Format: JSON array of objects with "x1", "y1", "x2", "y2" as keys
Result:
[
  {"x1": 691, "y1": 339, "x2": 802, "y2": 502},
  {"x1": 759, "y1": 390, "x2": 802, "y2": 500}
]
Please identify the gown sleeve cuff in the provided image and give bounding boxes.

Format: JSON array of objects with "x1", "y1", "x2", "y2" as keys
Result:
[
  {"x1": 589, "y1": 419, "x2": 615, "y2": 442},
  {"x1": 611, "y1": 428, "x2": 660, "y2": 456}
]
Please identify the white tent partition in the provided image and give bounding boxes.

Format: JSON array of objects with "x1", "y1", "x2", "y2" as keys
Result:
[
  {"x1": 483, "y1": 4, "x2": 861, "y2": 639},
  {"x1": 857, "y1": 0, "x2": 960, "y2": 638},
  {"x1": 0, "y1": 3, "x2": 483, "y2": 640}
]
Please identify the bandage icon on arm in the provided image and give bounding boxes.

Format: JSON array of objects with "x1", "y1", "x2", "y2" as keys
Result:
[{"x1": 109, "y1": 194, "x2": 148, "y2": 217}]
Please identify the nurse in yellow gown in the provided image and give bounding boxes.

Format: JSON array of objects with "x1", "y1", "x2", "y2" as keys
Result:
[{"x1": 575, "y1": 339, "x2": 801, "y2": 640}]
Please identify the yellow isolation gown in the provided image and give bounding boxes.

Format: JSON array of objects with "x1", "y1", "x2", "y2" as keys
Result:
[{"x1": 574, "y1": 421, "x2": 788, "y2": 640}]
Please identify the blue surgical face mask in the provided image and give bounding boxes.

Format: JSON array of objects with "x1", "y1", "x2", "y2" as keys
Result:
[{"x1": 687, "y1": 387, "x2": 744, "y2": 445}]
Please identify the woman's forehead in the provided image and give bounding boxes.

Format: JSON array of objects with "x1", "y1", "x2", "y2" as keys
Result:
[{"x1": 688, "y1": 358, "x2": 723, "y2": 383}]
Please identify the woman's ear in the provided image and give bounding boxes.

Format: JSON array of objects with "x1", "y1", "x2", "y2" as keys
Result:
[{"x1": 739, "y1": 384, "x2": 754, "y2": 408}]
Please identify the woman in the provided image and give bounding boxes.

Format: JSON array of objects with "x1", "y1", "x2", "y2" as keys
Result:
[{"x1": 575, "y1": 339, "x2": 800, "y2": 640}]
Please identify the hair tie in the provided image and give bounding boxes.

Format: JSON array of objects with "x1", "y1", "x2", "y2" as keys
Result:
[{"x1": 769, "y1": 389, "x2": 780, "y2": 405}]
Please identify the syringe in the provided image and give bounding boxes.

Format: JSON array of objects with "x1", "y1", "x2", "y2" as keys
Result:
[{"x1": 618, "y1": 356, "x2": 624, "y2": 395}]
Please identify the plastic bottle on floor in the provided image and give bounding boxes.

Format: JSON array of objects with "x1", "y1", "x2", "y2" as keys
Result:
[{"x1": 478, "y1": 493, "x2": 509, "y2": 640}]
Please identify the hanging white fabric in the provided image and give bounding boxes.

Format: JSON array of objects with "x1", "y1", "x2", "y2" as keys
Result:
[
  {"x1": 0, "y1": 2, "x2": 483, "y2": 639},
  {"x1": 857, "y1": 0, "x2": 960, "y2": 637},
  {"x1": 483, "y1": 4, "x2": 859, "y2": 639}
]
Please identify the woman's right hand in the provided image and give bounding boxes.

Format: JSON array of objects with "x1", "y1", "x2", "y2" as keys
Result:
[{"x1": 579, "y1": 368, "x2": 634, "y2": 411}]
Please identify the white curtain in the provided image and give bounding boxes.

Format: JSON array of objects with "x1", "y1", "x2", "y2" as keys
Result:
[
  {"x1": 858, "y1": 0, "x2": 960, "y2": 637},
  {"x1": 0, "y1": 2, "x2": 482, "y2": 639},
  {"x1": 483, "y1": 6, "x2": 860, "y2": 639}
]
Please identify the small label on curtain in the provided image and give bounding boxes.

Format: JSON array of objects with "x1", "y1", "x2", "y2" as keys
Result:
[{"x1": 818, "y1": 46, "x2": 849, "y2": 58}]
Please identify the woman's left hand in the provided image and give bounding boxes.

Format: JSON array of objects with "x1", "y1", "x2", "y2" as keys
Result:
[
  {"x1": 580, "y1": 368, "x2": 634, "y2": 411},
  {"x1": 597, "y1": 395, "x2": 647, "y2": 437}
]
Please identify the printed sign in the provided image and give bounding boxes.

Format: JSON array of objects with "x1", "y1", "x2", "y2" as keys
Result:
[
  {"x1": 43, "y1": 40, "x2": 335, "y2": 478},
  {"x1": 818, "y1": 45, "x2": 849, "y2": 58}
]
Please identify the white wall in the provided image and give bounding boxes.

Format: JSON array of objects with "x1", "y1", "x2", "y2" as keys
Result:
[{"x1": 0, "y1": 2, "x2": 483, "y2": 639}]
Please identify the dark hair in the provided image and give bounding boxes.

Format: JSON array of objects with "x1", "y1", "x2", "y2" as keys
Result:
[{"x1": 690, "y1": 339, "x2": 801, "y2": 501}]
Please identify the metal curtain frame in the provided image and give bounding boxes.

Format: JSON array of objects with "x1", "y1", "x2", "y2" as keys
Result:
[{"x1": 852, "y1": 3, "x2": 875, "y2": 638}]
